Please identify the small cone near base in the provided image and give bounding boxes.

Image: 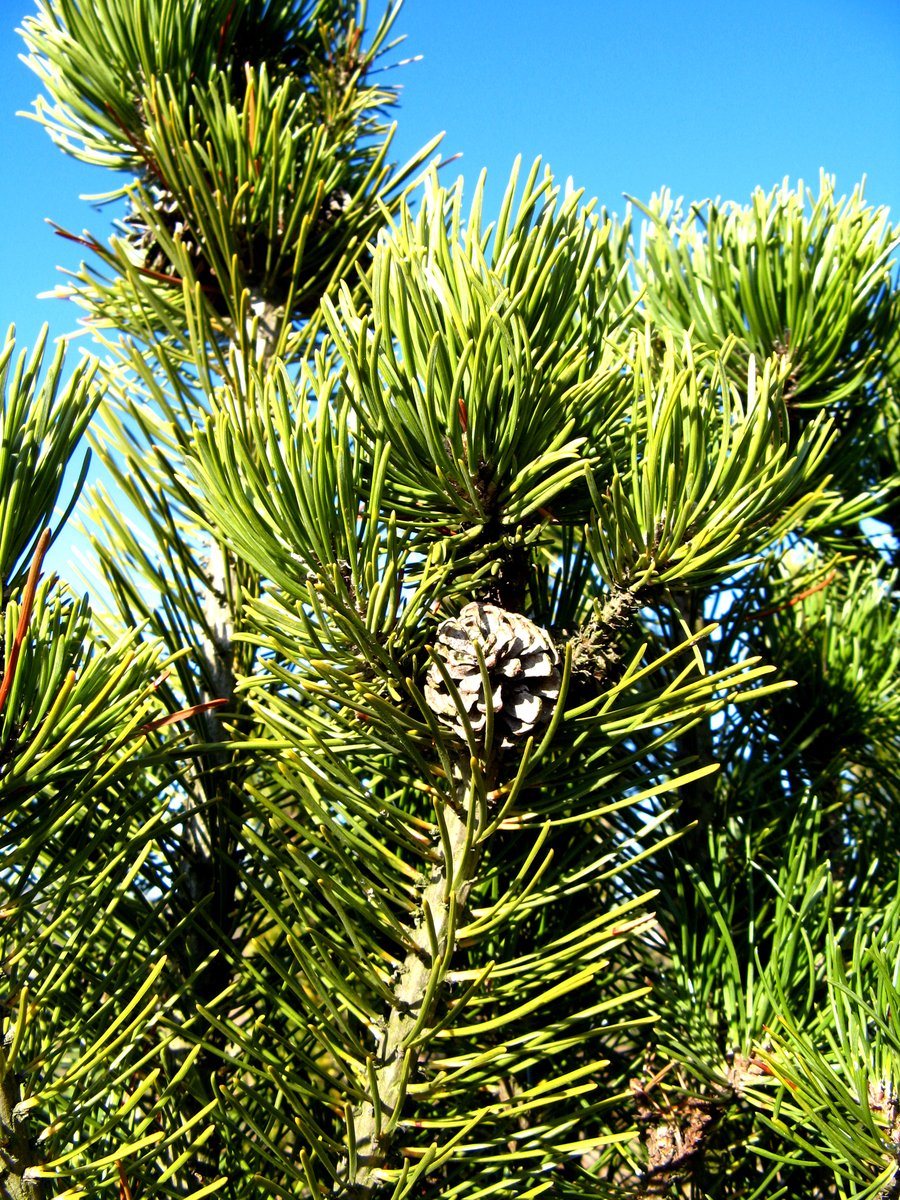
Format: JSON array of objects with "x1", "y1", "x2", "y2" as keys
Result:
[{"x1": 425, "y1": 602, "x2": 561, "y2": 749}]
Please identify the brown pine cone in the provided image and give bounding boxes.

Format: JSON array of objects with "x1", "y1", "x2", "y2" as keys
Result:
[{"x1": 425, "y1": 603, "x2": 561, "y2": 749}]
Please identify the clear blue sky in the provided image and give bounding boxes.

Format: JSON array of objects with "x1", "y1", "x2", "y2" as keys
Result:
[{"x1": 2, "y1": 0, "x2": 899, "y2": 352}]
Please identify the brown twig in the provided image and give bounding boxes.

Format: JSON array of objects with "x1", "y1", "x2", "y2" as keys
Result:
[
  {"x1": 0, "y1": 528, "x2": 52, "y2": 717},
  {"x1": 136, "y1": 697, "x2": 228, "y2": 737},
  {"x1": 117, "y1": 1161, "x2": 133, "y2": 1200},
  {"x1": 755, "y1": 570, "x2": 837, "y2": 620}
]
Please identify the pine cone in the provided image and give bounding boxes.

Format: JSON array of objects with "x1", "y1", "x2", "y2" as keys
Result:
[
  {"x1": 122, "y1": 188, "x2": 187, "y2": 277},
  {"x1": 425, "y1": 603, "x2": 561, "y2": 748}
]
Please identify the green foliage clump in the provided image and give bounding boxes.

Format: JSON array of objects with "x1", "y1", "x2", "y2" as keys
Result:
[{"x1": 2, "y1": 3, "x2": 900, "y2": 1198}]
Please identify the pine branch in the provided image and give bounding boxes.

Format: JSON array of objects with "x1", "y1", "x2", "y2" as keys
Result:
[
  {"x1": 11, "y1": 5, "x2": 900, "y2": 1187},
  {"x1": 339, "y1": 767, "x2": 477, "y2": 1196},
  {"x1": 0, "y1": 1059, "x2": 41, "y2": 1200},
  {"x1": 180, "y1": 300, "x2": 282, "y2": 1006}
]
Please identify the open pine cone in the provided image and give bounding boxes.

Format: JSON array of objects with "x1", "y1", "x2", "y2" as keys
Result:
[{"x1": 425, "y1": 603, "x2": 561, "y2": 749}]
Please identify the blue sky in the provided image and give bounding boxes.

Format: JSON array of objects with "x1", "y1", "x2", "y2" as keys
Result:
[{"x1": 2, "y1": 0, "x2": 898, "y2": 352}]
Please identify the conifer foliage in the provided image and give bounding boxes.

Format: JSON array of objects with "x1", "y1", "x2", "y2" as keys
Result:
[{"x1": 2, "y1": 2, "x2": 900, "y2": 1197}]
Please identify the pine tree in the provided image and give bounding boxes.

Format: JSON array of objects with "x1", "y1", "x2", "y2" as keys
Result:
[{"x1": 2, "y1": 3, "x2": 899, "y2": 1198}]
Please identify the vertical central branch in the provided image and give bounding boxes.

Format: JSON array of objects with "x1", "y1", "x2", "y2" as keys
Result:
[
  {"x1": 197, "y1": 293, "x2": 281, "y2": 739},
  {"x1": 340, "y1": 769, "x2": 477, "y2": 1198},
  {"x1": 183, "y1": 297, "x2": 279, "y2": 1000}
]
